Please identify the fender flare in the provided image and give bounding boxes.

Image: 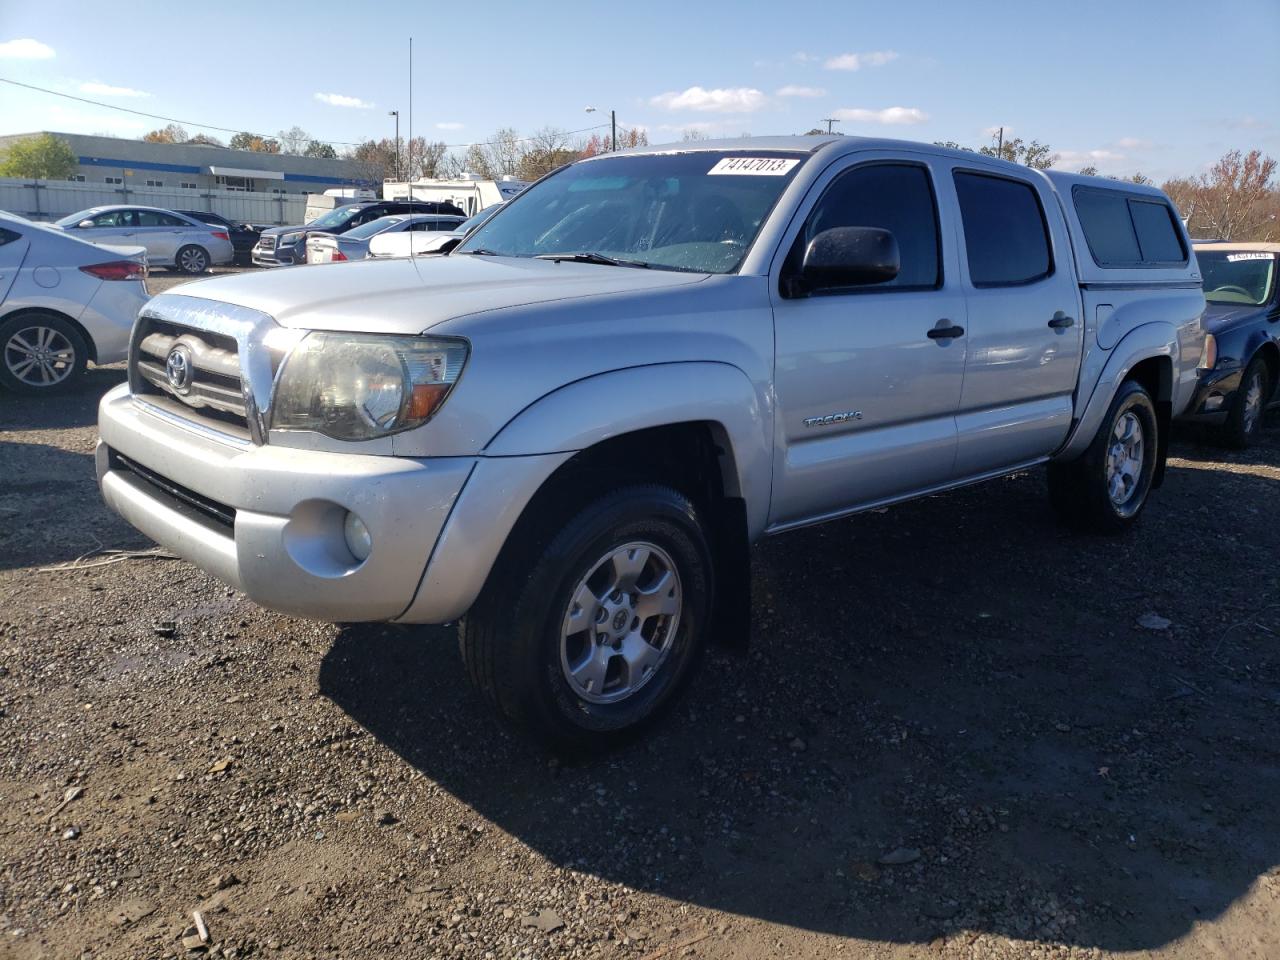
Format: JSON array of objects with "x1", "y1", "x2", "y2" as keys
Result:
[
  {"x1": 1055, "y1": 321, "x2": 1178, "y2": 462},
  {"x1": 483, "y1": 361, "x2": 773, "y2": 539}
]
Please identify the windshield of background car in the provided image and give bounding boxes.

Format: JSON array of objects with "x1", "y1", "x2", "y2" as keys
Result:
[
  {"x1": 55, "y1": 208, "x2": 102, "y2": 227},
  {"x1": 456, "y1": 151, "x2": 808, "y2": 273},
  {"x1": 458, "y1": 205, "x2": 501, "y2": 234},
  {"x1": 1196, "y1": 250, "x2": 1276, "y2": 305},
  {"x1": 344, "y1": 216, "x2": 406, "y2": 240},
  {"x1": 307, "y1": 206, "x2": 363, "y2": 230}
]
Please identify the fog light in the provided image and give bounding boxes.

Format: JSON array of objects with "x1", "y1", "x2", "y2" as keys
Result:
[
  {"x1": 1204, "y1": 393, "x2": 1225, "y2": 412},
  {"x1": 343, "y1": 511, "x2": 372, "y2": 562}
]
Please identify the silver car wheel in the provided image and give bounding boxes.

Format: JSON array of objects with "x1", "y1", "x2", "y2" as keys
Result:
[
  {"x1": 4, "y1": 325, "x2": 76, "y2": 387},
  {"x1": 559, "y1": 540, "x2": 683, "y2": 705},
  {"x1": 178, "y1": 247, "x2": 208, "y2": 273},
  {"x1": 1242, "y1": 370, "x2": 1263, "y2": 435},
  {"x1": 1105, "y1": 411, "x2": 1145, "y2": 511}
]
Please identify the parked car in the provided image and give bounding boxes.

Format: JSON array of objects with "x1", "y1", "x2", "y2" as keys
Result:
[
  {"x1": 54, "y1": 205, "x2": 235, "y2": 275},
  {"x1": 0, "y1": 211, "x2": 149, "y2": 394},
  {"x1": 97, "y1": 137, "x2": 1207, "y2": 748},
  {"x1": 305, "y1": 214, "x2": 465, "y2": 264},
  {"x1": 368, "y1": 204, "x2": 505, "y2": 259},
  {"x1": 1177, "y1": 242, "x2": 1279, "y2": 446},
  {"x1": 252, "y1": 200, "x2": 466, "y2": 267},
  {"x1": 174, "y1": 210, "x2": 260, "y2": 266}
]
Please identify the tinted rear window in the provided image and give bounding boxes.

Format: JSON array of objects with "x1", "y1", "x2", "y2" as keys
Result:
[
  {"x1": 953, "y1": 172, "x2": 1052, "y2": 286},
  {"x1": 1073, "y1": 187, "x2": 1186, "y2": 267}
]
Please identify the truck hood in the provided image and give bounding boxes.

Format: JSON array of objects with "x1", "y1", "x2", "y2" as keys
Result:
[{"x1": 167, "y1": 254, "x2": 709, "y2": 333}]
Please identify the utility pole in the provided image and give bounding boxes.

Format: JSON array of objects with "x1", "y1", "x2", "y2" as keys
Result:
[
  {"x1": 611, "y1": 109, "x2": 617, "y2": 152},
  {"x1": 408, "y1": 37, "x2": 413, "y2": 185},
  {"x1": 997, "y1": 126, "x2": 1004, "y2": 157},
  {"x1": 821, "y1": 118, "x2": 838, "y2": 134},
  {"x1": 388, "y1": 110, "x2": 400, "y2": 181}
]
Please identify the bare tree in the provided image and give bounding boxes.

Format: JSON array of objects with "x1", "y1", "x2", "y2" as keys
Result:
[
  {"x1": 1162, "y1": 149, "x2": 1278, "y2": 240},
  {"x1": 277, "y1": 126, "x2": 311, "y2": 155},
  {"x1": 143, "y1": 123, "x2": 189, "y2": 144}
]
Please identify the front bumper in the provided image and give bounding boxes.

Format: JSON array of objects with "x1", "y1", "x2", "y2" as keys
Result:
[
  {"x1": 250, "y1": 241, "x2": 302, "y2": 267},
  {"x1": 1176, "y1": 364, "x2": 1242, "y2": 425},
  {"x1": 97, "y1": 384, "x2": 474, "y2": 622}
]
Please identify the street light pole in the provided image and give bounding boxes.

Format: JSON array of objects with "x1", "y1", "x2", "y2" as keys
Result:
[
  {"x1": 388, "y1": 110, "x2": 401, "y2": 181},
  {"x1": 586, "y1": 106, "x2": 618, "y2": 151}
]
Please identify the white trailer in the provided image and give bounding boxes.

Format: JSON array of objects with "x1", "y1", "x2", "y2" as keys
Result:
[{"x1": 381, "y1": 175, "x2": 528, "y2": 215}]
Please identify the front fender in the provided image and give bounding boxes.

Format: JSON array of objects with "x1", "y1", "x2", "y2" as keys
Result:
[
  {"x1": 483, "y1": 361, "x2": 773, "y2": 539},
  {"x1": 1055, "y1": 322, "x2": 1178, "y2": 462}
]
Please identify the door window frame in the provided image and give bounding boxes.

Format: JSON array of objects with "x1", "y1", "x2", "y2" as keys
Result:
[
  {"x1": 774, "y1": 156, "x2": 948, "y2": 300},
  {"x1": 951, "y1": 168, "x2": 1056, "y2": 289}
]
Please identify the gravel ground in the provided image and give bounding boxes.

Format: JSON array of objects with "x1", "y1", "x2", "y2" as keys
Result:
[{"x1": 1, "y1": 273, "x2": 1278, "y2": 959}]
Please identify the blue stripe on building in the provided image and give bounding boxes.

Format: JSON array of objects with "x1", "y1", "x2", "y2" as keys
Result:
[{"x1": 77, "y1": 156, "x2": 202, "y2": 174}]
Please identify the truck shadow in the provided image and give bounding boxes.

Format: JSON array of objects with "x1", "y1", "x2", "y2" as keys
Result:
[
  {"x1": 0, "y1": 366, "x2": 126, "y2": 433},
  {"x1": 320, "y1": 454, "x2": 1280, "y2": 951}
]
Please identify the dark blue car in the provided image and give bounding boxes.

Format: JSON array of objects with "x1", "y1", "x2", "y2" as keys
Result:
[{"x1": 1180, "y1": 243, "x2": 1279, "y2": 447}]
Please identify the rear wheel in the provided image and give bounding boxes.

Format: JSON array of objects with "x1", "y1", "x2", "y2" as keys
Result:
[
  {"x1": 460, "y1": 485, "x2": 714, "y2": 752},
  {"x1": 0, "y1": 313, "x2": 88, "y2": 394},
  {"x1": 1218, "y1": 356, "x2": 1270, "y2": 449},
  {"x1": 174, "y1": 245, "x2": 209, "y2": 275},
  {"x1": 1048, "y1": 379, "x2": 1158, "y2": 534}
]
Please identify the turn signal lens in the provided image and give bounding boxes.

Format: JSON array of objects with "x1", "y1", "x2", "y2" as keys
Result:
[
  {"x1": 332, "y1": 250, "x2": 347, "y2": 261},
  {"x1": 1199, "y1": 333, "x2": 1217, "y2": 371},
  {"x1": 80, "y1": 260, "x2": 145, "y2": 281},
  {"x1": 211, "y1": 231, "x2": 230, "y2": 241}
]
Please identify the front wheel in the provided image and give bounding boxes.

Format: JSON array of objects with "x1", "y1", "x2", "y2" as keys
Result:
[
  {"x1": 460, "y1": 485, "x2": 714, "y2": 752},
  {"x1": 1048, "y1": 379, "x2": 1158, "y2": 534},
  {"x1": 174, "y1": 245, "x2": 209, "y2": 275},
  {"x1": 1218, "y1": 356, "x2": 1270, "y2": 449}
]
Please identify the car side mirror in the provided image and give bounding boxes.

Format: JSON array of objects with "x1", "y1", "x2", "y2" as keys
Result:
[
  {"x1": 801, "y1": 226, "x2": 900, "y2": 290},
  {"x1": 78, "y1": 219, "x2": 94, "y2": 229},
  {"x1": 439, "y1": 237, "x2": 463, "y2": 254}
]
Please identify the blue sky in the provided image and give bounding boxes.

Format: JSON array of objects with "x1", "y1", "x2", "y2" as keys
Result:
[{"x1": 0, "y1": 0, "x2": 1276, "y2": 182}]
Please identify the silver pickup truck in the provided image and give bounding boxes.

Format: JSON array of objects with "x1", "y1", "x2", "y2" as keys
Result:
[{"x1": 98, "y1": 136, "x2": 1207, "y2": 748}]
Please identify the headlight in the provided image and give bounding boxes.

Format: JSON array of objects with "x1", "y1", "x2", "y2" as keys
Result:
[
  {"x1": 270, "y1": 333, "x2": 468, "y2": 441},
  {"x1": 281, "y1": 231, "x2": 306, "y2": 246}
]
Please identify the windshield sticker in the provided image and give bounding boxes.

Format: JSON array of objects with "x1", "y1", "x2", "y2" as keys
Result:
[
  {"x1": 1225, "y1": 252, "x2": 1273, "y2": 262},
  {"x1": 708, "y1": 157, "x2": 800, "y2": 176}
]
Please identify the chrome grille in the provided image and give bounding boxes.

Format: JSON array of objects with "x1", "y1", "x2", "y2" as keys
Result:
[
  {"x1": 130, "y1": 314, "x2": 251, "y2": 437},
  {"x1": 258, "y1": 234, "x2": 277, "y2": 252}
]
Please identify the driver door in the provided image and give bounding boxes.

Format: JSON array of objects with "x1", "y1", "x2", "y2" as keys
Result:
[{"x1": 769, "y1": 155, "x2": 967, "y2": 529}]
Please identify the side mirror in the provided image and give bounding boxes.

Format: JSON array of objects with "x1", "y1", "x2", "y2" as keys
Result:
[
  {"x1": 77, "y1": 219, "x2": 94, "y2": 229},
  {"x1": 438, "y1": 237, "x2": 462, "y2": 255},
  {"x1": 801, "y1": 226, "x2": 900, "y2": 290}
]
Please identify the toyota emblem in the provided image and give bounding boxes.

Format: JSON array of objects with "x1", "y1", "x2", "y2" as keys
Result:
[{"x1": 165, "y1": 344, "x2": 193, "y2": 392}]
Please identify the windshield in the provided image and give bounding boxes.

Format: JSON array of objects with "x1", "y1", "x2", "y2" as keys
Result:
[
  {"x1": 55, "y1": 208, "x2": 103, "y2": 227},
  {"x1": 456, "y1": 150, "x2": 807, "y2": 273},
  {"x1": 457, "y1": 204, "x2": 502, "y2": 234},
  {"x1": 344, "y1": 216, "x2": 405, "y2": 240},
  {"x1": 307, "y1": 205, "x2": 364, "y2": 229},
  {"x1": 1197, "y1": 250, "x2": 1277, "y2": 305}
]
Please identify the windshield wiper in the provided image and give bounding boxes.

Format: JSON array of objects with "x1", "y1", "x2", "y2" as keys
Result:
[
  {"x1": 534, "y1": 252, "x2": 650, "y2": 269},
  {"x1": 462, "y1": 247, "x2": 502, "y2": 256}
]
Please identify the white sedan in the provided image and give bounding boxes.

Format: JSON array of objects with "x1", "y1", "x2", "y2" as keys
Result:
[
  {"x1": 55, "y1": 205, "x2": 235, "y2": 274},
  {"x1": 367, "y1": 204, "x2": 504, "y2": 259},
  {"x1": 0, "y1": 211, "x2": 150, "y2": 393},
  {"x1": 305, "y1": 214, "x2": 465, "y2": 264}
]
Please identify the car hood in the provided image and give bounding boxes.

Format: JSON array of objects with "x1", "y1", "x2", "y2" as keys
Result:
[
  {"x1": 1202, "y1": 301, "x2": 1271, "y2": 333},
  {"x1": 259, "y1": 224, "x2": 338, "y2": 238},
  {"x1": 166, "y1": 254, "x2": 710, "y2": 333}
]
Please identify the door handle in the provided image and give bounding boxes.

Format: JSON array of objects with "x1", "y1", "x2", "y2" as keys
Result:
[
  {"x1": 927, "y1": 320, "x2": 965, "y2": 340},
  {"x1": 1048, "y1": 311, "x2": 1075, "y2": 329}
]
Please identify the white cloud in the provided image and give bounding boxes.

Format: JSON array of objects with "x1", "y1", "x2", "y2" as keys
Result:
[
  {"x1": 777, "y1": 85, "x2": 826, "y2": 98},
  {"x1": 0, "y1": 37, "x2": 55, "y2": 59},
  {"x1": 823, "y1": 50, "x2": 898, "y2": 71},
  {"x1": 832, "y1": 106, "x2": 928, "y2": 125},
  {"x1": 314, "y1": 92, "x2": 373, "y2": 109},
  {"x1": 79, "y1": 80, "x2": 150, "y2": 98},
  {"x1": 649, "y1": 86, "x2": 767, "y2": 113},
  {"x1": 982, "y1": 124, "x2": 1011, "y2": 139},
  {"x1": 792, "y1": 51, "x2": 817, "y2": 63},
  {"x1": 435, "y1": 121, "x2": 464, "y2": 131},
  {"x1": 1115, "y1": 137, "x2": 1148, "y2": 150}
]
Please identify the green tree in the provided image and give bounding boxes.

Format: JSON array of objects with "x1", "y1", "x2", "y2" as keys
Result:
[
  {"x1": 0, "y1": 133, "x2": 78, "y2": 179},
  {"x1": 980, "y1": 136, "x2": 1056, "y2": 169},
  {"x1": 187, "y1": 133, "x2": 224, "y2": 147},
  {"x1": 229, "y1": 132, "x2": 281, "y2": 153},
  {"x1": 303, "y1": 140, "x2": 337, "y2": 159}
]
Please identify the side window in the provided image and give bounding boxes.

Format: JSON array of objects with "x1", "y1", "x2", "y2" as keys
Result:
[
  {"x1": 799, "y1": 163, "x2": 941, "y2": 290},
  {"x1": 137, "y1": 211, "x2": 184, "y2": 227},
  {"x1": 0, "y1": 227, "x2": 21, "y2": 246},
  {"x1": 1072, "y1": 188, "x2": 1187, "y2": 267},
  {"x1": 953, "y1": 172, "x2": 1052, "y2": 286}
]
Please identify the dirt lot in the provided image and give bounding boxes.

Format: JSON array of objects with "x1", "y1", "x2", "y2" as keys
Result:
[{"x1": 1, "y1": 271, "x2": 1278, "y2": 959}]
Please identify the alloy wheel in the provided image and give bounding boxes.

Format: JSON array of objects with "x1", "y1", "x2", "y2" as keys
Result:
[{"x1": 3, "y1": 325, "x2": 76, "y2": 387}]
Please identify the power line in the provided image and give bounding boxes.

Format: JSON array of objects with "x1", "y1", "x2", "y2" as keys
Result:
[{"x1": 0, "y1": 77, "x2": 611, "y2": 151}]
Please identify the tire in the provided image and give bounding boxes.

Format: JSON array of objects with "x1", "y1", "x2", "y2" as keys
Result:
[
  {"x1": 1048, "y1": 379, "x2": 1158, "y2": 534},
  {"x1": 0, "y1": 313, "x2": 89, "y2": 395},
  {"x1": 175, "y1": 245, "x2": 210, "y2": 275},
  {"x1": 1218, "y1": 356, "x2": 1270, "y2": 449},
  {"x1": 460, "y1": 484, "x2": 714, "y2": 752}
]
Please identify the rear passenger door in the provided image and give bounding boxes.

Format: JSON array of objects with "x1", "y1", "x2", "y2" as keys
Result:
[
  {"x1": 947, "y1": 168, "x2": 1083, "y2": 476},
  {"x1": 135, "y1": 211, "x2": 186, "y2": 262}
]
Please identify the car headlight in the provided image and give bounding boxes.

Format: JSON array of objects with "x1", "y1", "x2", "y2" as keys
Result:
[
  {"x1": 270, "y1": 333, "x2": 468, "y2": 441},
  {"x1": 281, "y1": 231, "x2": 306, "y2": 246}
]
